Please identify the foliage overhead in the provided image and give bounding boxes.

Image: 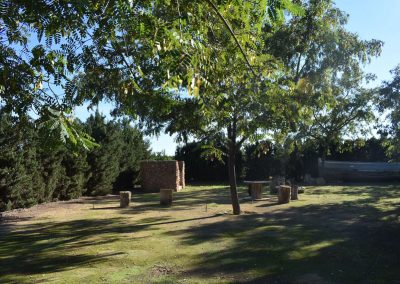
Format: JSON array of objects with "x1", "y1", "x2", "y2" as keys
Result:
[
  {"x1": 0, "y1": 0, "x2": 301, "y2": 142},
  {"x1": 265, "y1": 0, "x2": 383, "y2": 156},
  {"x1": 379, "y1": 64, "x2": 400, "y2": 160}
]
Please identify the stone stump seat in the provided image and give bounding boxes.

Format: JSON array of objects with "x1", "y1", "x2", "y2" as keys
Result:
[
  {"x1": 270, "y1": 176, "x2": 285, "y2": 194},
  {"x1": 119, "y1": 191, "x2": 131, "y2": 208},
  {"x1": 291, "y1": 186, "x2": 299, "y2": 200},
  {"x1": 160, "y1": 189, "x2": 173, "y2": 206}
]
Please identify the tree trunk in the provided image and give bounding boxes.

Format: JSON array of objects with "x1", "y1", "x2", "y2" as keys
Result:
[
  {"x1": 227, "y1": 117, "x2": 241, "y2": 215},
  {"x1": 228, "y1": 142, "x2": 241, "y2": 215},
  {"x1": 320, "y1": 147, "x2": 327, "y2": 178}
]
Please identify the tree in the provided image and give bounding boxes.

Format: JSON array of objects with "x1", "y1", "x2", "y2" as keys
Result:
[
  {"x1": 379, "y1": 65, "x2": 400, "y2": 160},
  {"x1": 0, "y1": 0, "x2": 297, "y2": 143},
  {"x1": 55, "y1": 147, "x2": 89, "y2": 200},
  {"x1": 243, "y1": 140, "x2": 280, "y2": 180},
  {"x1": 113, "y1": 119, "x2": 151, "y2": 191},
  {"x1": 175, "y1": 140, "x2": 245, "y2": 182},
  {"x1": 0, "y1": 111, "x2": 45, "y2": 210},
  {"x1": 265, "y1": 0, "x2": 382, "y2": 83},
  {"x1": 55, "y1": 1, "x2": 301, "y2": 215},
  {"x1": 1, "y1": 1, "x2": 301, "y2": 213},
  {"x1": 0, "y1": 108, "x2": 91, "y2": 210},
  {"x1": 192, "y1": 70, "x2": 294, "y2": 214},
  {"x1": 158, "y1": 15, "x2": 299, "y2": 214},
  {"x1": 298, "y1": 74, "x2": 376, "y2": 169},
  {"x1": 266, "y1": 0, "x2": 382, "y2": 168},
  {"x1": 85, "y1": 112, "x2": 123, "y2": 195},
  {"x1": 0, "y1": 106, "x2": 152, "y2": 211},
  {"x1": 84, "y1": 113, "x2": 151, "y2": 195},
  {"x1": 0, "y1": 1, "x2": 94, "y2": 124}
]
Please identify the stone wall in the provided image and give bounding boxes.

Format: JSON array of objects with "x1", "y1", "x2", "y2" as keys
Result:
[{"x1": 140, "y1": 160, "x2": 185, "y2": 192}]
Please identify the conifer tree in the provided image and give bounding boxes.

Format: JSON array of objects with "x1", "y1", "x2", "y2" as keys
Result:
[
  {"x1": 0, "y1": 112, "x2": 43, "y2": 210},
  {"x1": 85, "y1": 112, "x2": 123, "y2": 195},
  {"x1": 113, "y1": 119, "x2": 151, "y2": 191}
]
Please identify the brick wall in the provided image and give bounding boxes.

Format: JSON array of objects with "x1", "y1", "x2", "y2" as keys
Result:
[{"x1": 140, "y1": 160, "x2": 185, "y2": 192}]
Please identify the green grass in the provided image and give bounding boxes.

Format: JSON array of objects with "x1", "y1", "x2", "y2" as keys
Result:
[{"x1": 1, "y1": 183, "x2": 400, "y2": 283}]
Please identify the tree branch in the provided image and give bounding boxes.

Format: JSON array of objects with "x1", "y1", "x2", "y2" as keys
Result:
[
  {"x1": 237, "y1": 136, "x2": 247, "y2": 148},
  {"x1": 204, "y1": 0, "x2": 256, "y2": 77}
]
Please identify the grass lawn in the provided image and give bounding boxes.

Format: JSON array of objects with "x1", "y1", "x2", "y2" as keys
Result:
[{"x1": 1, "y1": 183, "x2": 400, "y2": 283}]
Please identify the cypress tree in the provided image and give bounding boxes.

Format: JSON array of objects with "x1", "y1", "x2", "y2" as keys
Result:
[
  {"x1": 85, "y1": 112, "x2": 123, "y2": 195},
  {"x1": 0, "y1": 109, "x2": 152, "y2": 211},
  {"x1": 0, "y1": 112, "x2": 43, "y2": 210},
  {"x1": 58, "y1": 148, "x2": 89, "y2": 199},
  {"x1": 113, "y1": 119, "x2": 151, "y2": 191}
]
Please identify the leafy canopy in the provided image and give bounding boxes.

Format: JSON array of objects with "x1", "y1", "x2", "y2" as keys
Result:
[{"x1": 1, "y1": 0, "x2": 301, "y2": 146}]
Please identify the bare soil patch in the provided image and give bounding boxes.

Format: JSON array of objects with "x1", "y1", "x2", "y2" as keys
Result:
[{"x1": 0, "y1": 195, "x2": 118, "y2": 223}]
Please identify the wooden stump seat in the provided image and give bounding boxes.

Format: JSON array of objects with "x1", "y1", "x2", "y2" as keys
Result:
[
  {"x1": 244, "y1": 181, "x2": 270, "y2": 200},
  {"x1": 278, "y1": 185, "x2": 291, "y2": 204},
  {"x1": 250, "y1": 183, "x2": 263, "y2": 199}
]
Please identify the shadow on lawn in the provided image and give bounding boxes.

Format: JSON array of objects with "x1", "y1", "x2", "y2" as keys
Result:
[
  {"x1": 22, "y1": 185, "x2": 237, "y2": 215},
  {"x1": 119, "y1": 185, "x2": 249, "y2": 214},
  {"x1": 165, "y1": 186, "x2": 400, "y2": 283},
  {"x1": 0, "y1": 184, "x2": 243, "y2": 282},
  {"x1": 79, "y1": 185, "x2": 246, "y2": 213},
  {"x1": 0, "y1": 214, "x2": 220, "y2": 283},
  {"x1": 0, "y1": 218, "x2": 129, "y2": 283},
  {"x1": 309, "y1": 183, "x2": 400, "y2": 198},
  {"x1": 1, "y1": 184, "x2": 399, "y2": 283}
]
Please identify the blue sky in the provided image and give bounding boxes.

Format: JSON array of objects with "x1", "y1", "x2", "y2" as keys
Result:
[
  {"x1": 76, "y1": 0, "x2": 400, "y2": 156},
  {"x1": 335, "y1": 0, "x2": 400, "y2": 83}
]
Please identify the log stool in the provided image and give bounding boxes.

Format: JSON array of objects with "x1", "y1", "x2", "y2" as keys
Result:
[
  {"x1": 278, "y1": 185, "x2": 291, "y2": 204},
  {"x1": 119, "y1": 191, "x2": 131, "y2": 208},
  {"x1": 160, "y1": 189, "x2": 173, "y2": 206},
  {"x1": 291, "y1": 186, "x2": 299, "y2": 200},
  {"x1": 251, "y1": 184, "x2": 263, "y2": 199},
  {"x1": 244, "y1": 181, "x2": 269, "y2": 200}
]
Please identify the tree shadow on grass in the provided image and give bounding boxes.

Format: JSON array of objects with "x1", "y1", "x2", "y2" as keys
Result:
[
  {"x1": 164, "y1": 188, "x2": 400, "y2": 283},
  {"x1": 2, "y1": 184, "x2": 398, "y2": 283},
  {"x1": 83, "y1": 184, "x2": 258, "y2": 214},
  {"x1": 117, "y1": 185, "x2": 251, "y2": 214},
  {"x1": 0, "y1": 217, "x2": 152, "y2": 282},
  {"x1": 0, "y1": 213, "x2": 221, "y2": 283},
  {"x1": 0, "y1": 252, "x2": 123, "y2": 284},
  {"x1": 308, "y1": 183, "x2": 400, "y2": 199}
]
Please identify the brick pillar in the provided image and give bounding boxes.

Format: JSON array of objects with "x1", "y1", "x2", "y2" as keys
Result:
[
  {"x1": 140, "y1": 160, "x2": 184, "y2": 192},
  {"x1": 175, "y1": 160, "x2": 180, "y2": 191},
  {"x1": 178, "y1": 161, "x2": 185, "y2": 188}
]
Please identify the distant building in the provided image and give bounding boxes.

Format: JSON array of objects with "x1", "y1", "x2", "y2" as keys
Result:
[{"x1": 318, "y1": 158, "x2": 400, "y2": 182}]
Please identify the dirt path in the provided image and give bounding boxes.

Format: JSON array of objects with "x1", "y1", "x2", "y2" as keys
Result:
[{"x1": 0, "y1": 195, "x2": 119, "y2": 224}]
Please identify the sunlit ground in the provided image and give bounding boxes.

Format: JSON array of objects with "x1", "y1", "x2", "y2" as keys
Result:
[{"x1": 1, "y1": 183, "x2": 399, "y2": 283}]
